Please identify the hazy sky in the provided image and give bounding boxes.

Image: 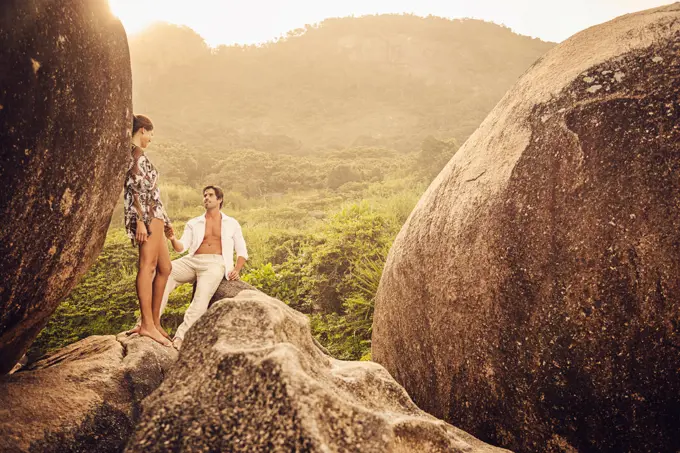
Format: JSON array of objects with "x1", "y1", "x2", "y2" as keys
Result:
[{"x1": 108, "y1": 0, "x2": 674, "y2": 46}]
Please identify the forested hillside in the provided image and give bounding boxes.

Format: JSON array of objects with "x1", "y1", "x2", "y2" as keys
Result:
[{"x1": 130, "y1": 15, "x2": 553, "y2": 151}]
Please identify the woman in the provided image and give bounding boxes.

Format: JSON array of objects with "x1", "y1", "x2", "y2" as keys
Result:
[{"x1": 124, "y1": 114, "x2": 173, "y2": 346}]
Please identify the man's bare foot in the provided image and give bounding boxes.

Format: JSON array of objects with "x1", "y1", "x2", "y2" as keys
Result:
[
  {"x1": 173, "y1": 337, "x2": 183, "y2": 350},
  {"x1": 125, "y1": 324, "x2": 141, "y2": 335},
  {"x1": 155, "y1": 323, "x2": 171, "y2": 340},
  {"x1": 138, "y1": 325, "x2": 172, "y2": 347}
]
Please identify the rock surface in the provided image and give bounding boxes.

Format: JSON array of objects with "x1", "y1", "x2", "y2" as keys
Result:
[
  {"x1": 0, "y1": 0, "x2": 133, "y2": 373},
  {"x1": 210, "y1": 278, "x2": 257, "y2": 303},
  {"x1": 126, "y1": 289, "x2": 509, "y2": 453},
  {"x1": 0, "y1": 333, "x2": 177, "y2": 452},
  {"x1": 372, "y1": 5, "x2": 680, "y2": 453}
]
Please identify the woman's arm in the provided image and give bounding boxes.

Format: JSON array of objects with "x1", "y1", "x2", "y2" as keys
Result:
[{"x1": 126, "y1": 150, "x2": 150, "y2": 243}]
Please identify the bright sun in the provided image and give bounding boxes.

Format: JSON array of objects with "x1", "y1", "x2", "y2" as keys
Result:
[
  {"x1": 108, "y1": 0, "x2": 166, "y2": 35},
  {"x1": 107, "y1": 0, "x2": 237, "y2": 46},
  {"x1": 107, "y1": 0, "x2": 333, "y2": 42}
]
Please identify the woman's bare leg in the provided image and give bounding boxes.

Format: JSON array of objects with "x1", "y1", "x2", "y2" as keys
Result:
[
  {"x1": 152, "y1": 229, "x2": 172, "y2": 340},
  {"x1": 136, "y1": 219, "x2": 171, "y2": 346}
]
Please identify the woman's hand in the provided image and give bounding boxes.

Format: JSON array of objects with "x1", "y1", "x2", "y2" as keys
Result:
[
  {"x1": 228, "y1": 268, "x2": 240, "y2": 281},
  {"x1": 136, "y1": 220, "x2": 148, "y2": 244}
]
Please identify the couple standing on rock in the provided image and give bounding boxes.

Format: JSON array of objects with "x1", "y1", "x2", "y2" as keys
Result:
[{"x1": 123, "y1": 114, "x2": 249, "y2": 349}]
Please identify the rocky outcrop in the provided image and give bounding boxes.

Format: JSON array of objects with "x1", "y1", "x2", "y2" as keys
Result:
[
  {"x1": 126, "y1": 289, "x2": 509, "y2": 453},
  {"x1": 0, "y1": 0, "x2": 133, "y2": 373},
  {"x1": 0, "y1": 334, "x2": 177, "y2": 452},
  {"x1": 372, "y1": 4, "x2": 680, "y2": 453},
  {"x1": 210, "y1": 278, "x2": 257, "y2": 303}
]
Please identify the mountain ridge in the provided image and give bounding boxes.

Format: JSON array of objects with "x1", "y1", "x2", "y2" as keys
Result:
[{"x1": 129, "y1": 14, "x2": 555, "y2": 153}]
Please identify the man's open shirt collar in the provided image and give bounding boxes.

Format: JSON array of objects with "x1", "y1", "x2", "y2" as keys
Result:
[{"x1": 197, "y1": 211, "x2": 228, "y2": 223}]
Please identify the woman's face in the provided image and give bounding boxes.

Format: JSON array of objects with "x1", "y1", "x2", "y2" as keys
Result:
[{"x1": 140, "y1": 128, "x2": 154, "y2": 148}]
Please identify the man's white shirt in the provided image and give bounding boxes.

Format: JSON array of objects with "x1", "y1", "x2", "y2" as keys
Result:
[{"x1": 176, "y1": 211, "x2": 248, "y2": 279}]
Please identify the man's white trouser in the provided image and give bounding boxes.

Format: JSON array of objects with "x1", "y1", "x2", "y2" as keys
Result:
[{"x1": 160, "y1": 254, "x2": 225, "y2": 340}]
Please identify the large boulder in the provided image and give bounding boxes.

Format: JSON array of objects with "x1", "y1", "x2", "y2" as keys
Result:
[
  {"x1": 0, "y1": 0, "x2": 132, "y2": 373},
  {"x1": 210, "y1": 278, "x2": 257, "y2": 302},
  {"x1": 372, "y1": 5, "x2": 680, "y2": 453},
  {"x1": 0, "y1": 334, "x2": 177, "y2": 452},
  {"x1": 126, "y1": 289, "x2": 510, "y2": 453}
]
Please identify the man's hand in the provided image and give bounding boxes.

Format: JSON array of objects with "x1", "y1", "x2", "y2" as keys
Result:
[
  {"x1": 165, "y1": 224, "x2": 175, "y2": 240},
  {"x1": 228, "y1": 268, "x2": 241, "y2": 281},
  {"x1": 136, "y1": 220, "x2": 148, "y2": 244}
]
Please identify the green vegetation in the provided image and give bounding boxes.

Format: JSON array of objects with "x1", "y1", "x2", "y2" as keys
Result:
[
  {"x1": 30, "y1": 15, "x2": 552, "y2": 361},
  {"x1": 32, "y1": 160, "x2": 427, "y2": 361}
]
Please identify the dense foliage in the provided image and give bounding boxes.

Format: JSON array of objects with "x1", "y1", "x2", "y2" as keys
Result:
[{"x1": 33, "y1": 178, "x2": 423, "y2": 361}]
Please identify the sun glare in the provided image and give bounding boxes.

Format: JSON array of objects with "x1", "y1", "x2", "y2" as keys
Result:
[
  {"x1": 108, "y1": 0, "x2": 162, "y2": 35},
  {"x1": 106, "y1": 0, "x2": 675, "y2": 47}
]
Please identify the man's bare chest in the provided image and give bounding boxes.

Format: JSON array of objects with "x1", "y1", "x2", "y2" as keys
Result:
[{"x1": 203, "y1": 220, "x2": 222, "y2": 240}]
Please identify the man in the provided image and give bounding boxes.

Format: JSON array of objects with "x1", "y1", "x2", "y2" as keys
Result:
[{"x1": 162, "y1": 185, "x2": 248, "y2": 349}]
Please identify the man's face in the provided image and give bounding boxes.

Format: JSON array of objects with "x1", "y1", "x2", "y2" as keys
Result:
[{"x1": 203, "y1": 189, "x2": 221, "y2": 210}]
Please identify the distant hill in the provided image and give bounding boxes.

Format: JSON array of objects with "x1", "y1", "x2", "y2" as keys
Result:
[{"x1": 129, "y1": 15, "x2": 554, "y2": 153}]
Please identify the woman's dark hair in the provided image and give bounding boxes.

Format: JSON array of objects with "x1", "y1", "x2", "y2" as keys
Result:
[
  {"x1": 203, "y1": 185, "x2": 225, "y2": 209},
  {"x1": 132, "y1": 114, "x2": 153, "y2": 135}
]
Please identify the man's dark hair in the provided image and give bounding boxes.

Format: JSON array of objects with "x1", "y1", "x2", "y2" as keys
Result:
[{"x1": 203, "y1": 185, "x2": 224, "y2": 209}]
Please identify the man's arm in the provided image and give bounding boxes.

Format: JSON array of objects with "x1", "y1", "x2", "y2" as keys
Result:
[
  {"x1": 167, "y1": 222, "x2": 193, "y2": 253},
  {"x1": 228, "y1": 222, "x2": 248, "y2": 280}
]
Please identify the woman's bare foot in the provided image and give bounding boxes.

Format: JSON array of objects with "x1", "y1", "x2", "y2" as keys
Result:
[
  {"x1": 138, "y1": 325, "x2": 172, "y2": 347},
  {"x1": 125, "y1": 324, "x2": 141, "y2": 335},
  {"x1": 172, "y1": 337, "x2": 183, "y2": 350},
  {"x1": 155, "y1": 323, "x2": 171, "y2": 340}
]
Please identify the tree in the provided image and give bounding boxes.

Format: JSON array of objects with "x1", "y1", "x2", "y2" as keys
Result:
[
  {"x1": 327, "y1": 164, "x2": 361, "y2": 190},
  {"x1": 416, "y1": 135, "x2": 459, "y2": 180}
]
